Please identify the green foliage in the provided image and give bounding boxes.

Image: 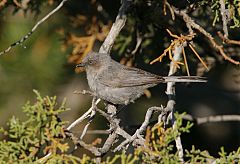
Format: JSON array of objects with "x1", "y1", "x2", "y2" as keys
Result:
[
  {"x1": 0, "y1": 90, "x2": 80, "y2": 163},
  {"x1": 217, "y1": 147, "x2": 240, "y2": 163},
  {"x1": 185, "y1": 146, "x2": 215, "y2": 163}
]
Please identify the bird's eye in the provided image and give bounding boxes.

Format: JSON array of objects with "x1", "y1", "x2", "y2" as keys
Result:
[{"x1": 88, "y1": 60, "x2": 94, "y2": 65}]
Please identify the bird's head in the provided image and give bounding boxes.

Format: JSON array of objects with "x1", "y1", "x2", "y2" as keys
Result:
[{"x1": 76, "y1": 52, "x2": 110, "y2": 70}]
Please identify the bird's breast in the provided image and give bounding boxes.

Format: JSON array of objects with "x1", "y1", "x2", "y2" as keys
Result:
[{"x1": 86, "y1": 70, "x2": 98, "y2": 92}]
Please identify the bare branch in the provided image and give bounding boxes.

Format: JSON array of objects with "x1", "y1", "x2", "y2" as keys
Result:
[
  {"x1": 80, "y1": 109, "x2": 96, "y2": 140},
  {"x1": 172, "y1": 6, "x2": 239, "y2": 65},
  {"x1": 86, "y1": 130, "x2": 110, "y2": 135},
  {"x1": 183, "y1": 114, "x2": 240, "y2": 125},
  {"x1": 95, "y1": 104, "x2": 149, "y2": 153},
  {"x1": 217, "y1": 31, "x2": 240, "y2": 45},
  {"x1": 99, "y1": 0, "x2": 132, "y2": 53},
  {"x1": 96, "y1": 104, "x2": 120, "y2": 155},
  {"x1": 219, "y1": 0, "x2": 229, "y2": 37},
  {"x1": 166, "y1": 2, "x2": 175, "y2": 20},
  {"x1": 73, "y1": 90, "x2": 95, "y2": 96},
  {"x1": 114, "y1": 106, "x2": 163, "y2": 152},
  {"x1": 166, "y1": 44, "x2": 184, "y2": 162},
  {"x1": 67, "y1": 98, "x2": 101, "y2": 131},
  {"x1": 131, "y1": 30, "x2": 142, "y2": 55},
  {"x1": 65, "y1": 131, "x2": 101, "y2": 157},
  {"x1": 0, "y1": 0, "x2": 70, "y2": 56},
  {"x1": 98, "y1": 132, "x2": 118, "y2": 154}
]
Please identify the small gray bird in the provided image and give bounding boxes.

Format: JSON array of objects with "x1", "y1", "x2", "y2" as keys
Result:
[{"x1": 76, "y1": 52, "x2": 206, "y2": 105}]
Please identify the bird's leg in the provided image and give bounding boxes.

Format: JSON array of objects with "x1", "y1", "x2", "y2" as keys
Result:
[
  {"x1": 104, "y1": 103, "x2": 119, "y2": 133},
  {"x1": 103, "y1": 101, "x2": 127, "y2": 116},
  {"x1": 105, "y1": 102, "x2": 118, "y2": 117}
]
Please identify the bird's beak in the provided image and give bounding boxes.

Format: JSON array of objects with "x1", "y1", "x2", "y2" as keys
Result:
[{"x1": 76, "y1": 63, "x2": 85, "y2": 68}]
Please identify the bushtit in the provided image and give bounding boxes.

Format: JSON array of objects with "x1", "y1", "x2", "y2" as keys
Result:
[{"x1": 76, "y1": 52, "x2": 206, "y2": 105}]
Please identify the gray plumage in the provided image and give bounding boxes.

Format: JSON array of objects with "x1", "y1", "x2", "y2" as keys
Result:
[{"x1": 77, "y1": 52, "x2": 206, "y2": 105}]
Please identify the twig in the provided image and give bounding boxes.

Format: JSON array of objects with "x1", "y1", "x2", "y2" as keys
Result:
[
  {"x1": 219, "y1": 0, "x2": 228, "y2": 38},
  {"x1": 98, "y1": 132, "x2": 118, "y2": 155},
  {"x1": 96, "y1": 104, "x2": 119, "y2": 155},
  {"x1": 86, "y1": 130, "x2": 110, "y2": 135},
  {"x1": 65, "y1": 131, "x2": 101, "y2": 157},
  {"x1": 37, "y1": 152, "x2": 52, "y2": 163},
  {"x1": 0, "y1": 0, "x2": 70, "y2": 56},
  {"x1": 217, "y1": 31, "x2": 240, "y2": 45},
  {"x1": 166, "y1": 1, "x2": 175, "y2": 20},
  {"x1": 172, "y1": 6, "x2": 239, "y2": 65},
  {"x1": 67, "y1": 98, "x2": 100, "y2": 131},
  {"x1": 95, "y1": 104, "x2": 147, "y2": 152},
  {"x1": 131, "y1": 30, "x2": 142, "y2": 55},
  {"x1": 166, "y1": 44, "x2": 184, "y2": 162},
  {"x1": 99, "y1": 0, "x2": 132, "y2": 53},
  {"x1": 183, "y1": 114, "x2": 240, "y2": 125},
  {"x1": 113, "y1": 106, "x2": 163, "y2": 152},
  {"x1": 79, "y1": 99, "x2": 97, "y2": 140},
  {"x1": 73, "y1": 90, "x2": 94, "y2": 96},
  {"x1": 182, "y1": 47, "x2": 190, "y2": 76}
]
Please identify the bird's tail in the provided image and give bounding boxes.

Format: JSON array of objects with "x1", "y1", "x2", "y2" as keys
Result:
[{"x1": 163, "y1": 76, "x2": 207, "y2": 83}]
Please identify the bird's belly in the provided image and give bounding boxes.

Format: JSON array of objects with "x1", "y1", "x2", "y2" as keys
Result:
[{"x1": 97, "y1": 86, "x2": 144, "y2": 105}]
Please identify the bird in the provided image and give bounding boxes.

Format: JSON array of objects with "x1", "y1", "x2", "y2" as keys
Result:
[{"x1": 76, "y1": 52, "x2": 206, "y2": 105}]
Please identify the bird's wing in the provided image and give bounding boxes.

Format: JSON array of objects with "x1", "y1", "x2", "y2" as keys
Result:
[{"x1": 98, "y1": 63, "x2": 164, "y2": 88}]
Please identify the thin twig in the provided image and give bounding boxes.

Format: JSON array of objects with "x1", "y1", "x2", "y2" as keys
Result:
[
  {"x1": 219, "y1": 0, "x2": 228, "y2": 38},
  {"x1": 166, "y1": 2, "x2": 175, "y2": 20},
  {"x1": 189, "y1": 43, "x2": 209, "y2": 70},
  {"x1": 182, "y1": 47, "x2": 190, "y2": 76},
  {"x1": 166, "y1": 44, "x2": 184, "y2": 162},
  {"x1": 131, "y1": 30, "x2": 142, "y2": 55},
  {"x1": 73, "y1": 90, "x2": 94, "y2": 96},
  {"x1": 80, "y1": 106, "x2": 96, "y2": 140},
  {"x1": 99, "y1": 0, "x2": 131, "y2": 53},
  {"x1": 113, "y1": 106, "x2": 163, "y2": 152},
  {"x1": 65, "y1": 131, "x2": 101, "y2": 157},
  {"x1": 86, "y1": 130, "x2": 110, "y2": 135},
  {"x1": 172, "y1": 6, "x2": 239, "y2": 65},
  {"x1": 183, "y1": 114, "x2": 240, "y2": 125},
  {"x1": 67, "y1": 98, "x2": 101, "y2": 131},
  {"x1": 97, "y1": 104, "x2": 119, "y2": 155},
  {"x1": 0, "y1": 0, "x2": 70, "y2": 55},
  {"x1": 37, "y1": 152, "x2": 52, "y2": 163},
  {"x1": 217, "y1": 31, "x2": 240, "y2": 45}
]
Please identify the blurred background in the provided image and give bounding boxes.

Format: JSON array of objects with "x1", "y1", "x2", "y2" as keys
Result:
[{"x1": 0, "y1": 0, "x2": 239, "y2": 157}]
